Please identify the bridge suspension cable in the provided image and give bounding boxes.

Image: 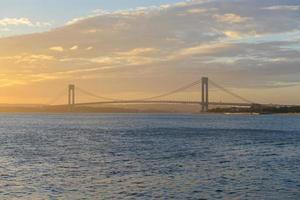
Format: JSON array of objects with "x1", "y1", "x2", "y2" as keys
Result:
[
  {"x1": 51, "y1": 78, "x2": 257, "y2": 106},
  {"x1": 47, "y1": 89, "x2": 67, "y2": 105},
  {"x1": 209, "y1": 79, "x2": 255, "y2": 104},
  {"x1": 76, "y1": 87, "x2": 122, "y2": 101},
  {"x1": 134, "y1": 79, "x2": 202, "y2": 101},
  {"x1": 77, "y1": 79, "x2": 202, "y2": 102}
]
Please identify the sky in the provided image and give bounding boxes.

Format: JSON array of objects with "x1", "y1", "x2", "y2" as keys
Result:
[
  {"x1": 0, "y1": 0, "x2": 299, "y2": 105},
  {"x1": 0, "y1": 0, "x2": 183, "y2": 37}
]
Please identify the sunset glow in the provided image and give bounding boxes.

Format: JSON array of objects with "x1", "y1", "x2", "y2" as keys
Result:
[{"x1": 0, "y1": 0, "x2": 299, "y2": 105}]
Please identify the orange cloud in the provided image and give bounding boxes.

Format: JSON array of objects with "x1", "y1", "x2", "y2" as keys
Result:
[
  {"x1": 49, "y1": 46, "x2": 64, "y2": 52},
  {"x1": 214, "y1": 13, "x2": 249, "y2": 24}
]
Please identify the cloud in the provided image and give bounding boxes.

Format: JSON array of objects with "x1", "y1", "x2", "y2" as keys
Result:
[
  {"x1": 263, "y1": 5, "x2": 300, "y2": 11},
  {"x1": 116, "y1": 48, "x2": 159, "y2": 56},
  {"x1": 66, "y1": 17, "x2": 87, "y2": 26},
  {"x1": 0, "y1": 54, "x2": 54, "y2": 64},
  {"x1": 0, "y1": 27, "x2": 10, "y2": 32},
  {"x1": 186, "y1": 8, "x2": 207, "y2": 14},
  {"x1": 213, "y1": 13, "x2": 250, "y2": 24},
  {"x1": 174, "y1": 42, "x2": 232, "y2": 58},
  {"x1": 61, "y1": 49, "x2": 164, "y2": 67},
  {"x1": 0, "y1": 0, "x2": 300, "y2": 104},
  {"x1": 49, "y1": 46, "x2": 64, "y2": 52},
  {"x1": 70, "y1": 45, "x2": 79, "y2": 50},
  {"x1": 65, "y1": 0, "x2": 206, "y2": 26},
  {"x1": 0, "y1": 17, "x2": 51, "y2": 27},
  {"x1": 66, "y1": 7, "x2": 152, "y2": 25},
  {"x1": 0, "y1": 18, "x2": 33, "y2": 26},
  {"x1": 86, "y1": 46, "x2": 93, "y2": 50},
  {"x1": 223, "y1": 31, "x2": 242, "y2": 39}
]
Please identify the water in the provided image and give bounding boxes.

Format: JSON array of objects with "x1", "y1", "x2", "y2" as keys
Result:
[{"x1": 0, "y1": 113, "x2": 299, "y2": 199}]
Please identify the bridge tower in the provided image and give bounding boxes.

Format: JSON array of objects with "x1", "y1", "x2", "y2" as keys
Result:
[
  {"x1": 202, "y1": 77, "x2": 209, "y2": 112},
  {"x1": 68, "y1": 84, "x2": 75, "y2": 106}
]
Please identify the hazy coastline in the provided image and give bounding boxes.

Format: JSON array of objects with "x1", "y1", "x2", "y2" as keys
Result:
[{"x1": 0, "y1": 104, "x2": 299, "y2": 115}]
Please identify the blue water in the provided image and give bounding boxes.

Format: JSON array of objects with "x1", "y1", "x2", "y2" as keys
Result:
[{"x1": 0, "y1": 114, "x2": 299, "y2": 199}]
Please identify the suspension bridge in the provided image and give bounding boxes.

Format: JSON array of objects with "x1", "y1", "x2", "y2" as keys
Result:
[{"x1": 48, "y1": 77, "x2": 277, "y2": 112}]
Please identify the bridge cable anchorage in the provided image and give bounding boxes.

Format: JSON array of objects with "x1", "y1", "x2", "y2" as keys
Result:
[
  {"x1": 133, "y1": 79, "x2": 202, "y2": 101},
  {"x1": 208, "y1": 79, "x2": 255, "y2": 104},
  {"x1": 47, "y1": 89, "x2": 67, "y2": 105},
  {"x1": 76, "y1": 87, "x2": 123, "y2": 101}
]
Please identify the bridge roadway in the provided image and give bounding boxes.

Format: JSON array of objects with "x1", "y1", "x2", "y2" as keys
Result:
[{"x1": 73, "y1": 100, "x2": 254, "y2": 107}]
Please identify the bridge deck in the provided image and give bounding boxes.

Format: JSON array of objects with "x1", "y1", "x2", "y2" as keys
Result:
[{"x1": 73, "y1": 100, "x2": 253, "y2": 107}]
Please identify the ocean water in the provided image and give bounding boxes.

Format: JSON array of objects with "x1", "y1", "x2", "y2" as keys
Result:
[{"x1": 0, "y1": 113, "x2": 299, "y2": 199}]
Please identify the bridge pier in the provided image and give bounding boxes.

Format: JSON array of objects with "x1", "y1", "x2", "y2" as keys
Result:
[
  {"x1": 68, "y1": 84, "x2": 75, "y2": 107},
  {"x1": 202, "y1": 77, "x2": 209, "y2": 112}
]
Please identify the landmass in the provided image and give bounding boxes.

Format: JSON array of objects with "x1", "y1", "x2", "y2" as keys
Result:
[
  {"x1": 0, "y1": 104, "x2": 299, "y2": 114},
  {"x1": 209, "y1": 105, "x2": 300, "y2": 114}
]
